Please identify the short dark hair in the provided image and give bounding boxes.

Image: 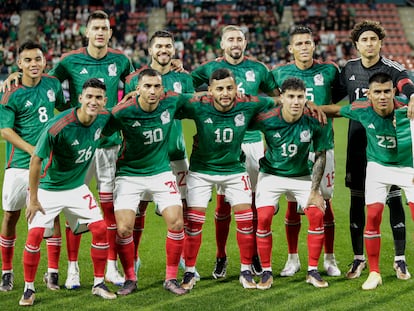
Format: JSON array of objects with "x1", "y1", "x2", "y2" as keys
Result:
[
  {"x1": 289, "y1": 25, "x2": 313, "y2": 43},
  {"x1": 350, "y1": 20, "x2": 386, "y2": 46},
  {"x1": 149, "y1": 30, "x2": 175, "y2": 46},
  {"x1": 82, "y1": 78, "x2": 106, "y2": 92},
  {"x1": 209, "y1": 68, "x2": 235, "y2": 85},
  {"x1": 18, "y1": 41, "x2": 43, "y2": 54},
  {"x1": 369, "y1": 72, "x2": 392, "y2": 85},
  {"x1": 138, "y1": 68, "x2": 162, "y2": 82},
  {"x1": 280, "y1": 77, "x2": 306, "y2": 93},
  {"x1": 87, "y1": 10, "x2": 109, "y2": 26}
]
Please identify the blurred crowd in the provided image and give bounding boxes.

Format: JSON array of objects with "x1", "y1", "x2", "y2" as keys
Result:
[{"x1": 0, "y1": 0, "x2": 361, "y2": 75}]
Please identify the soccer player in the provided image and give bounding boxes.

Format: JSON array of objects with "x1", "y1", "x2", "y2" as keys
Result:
[
  {"x1": 252, "y1": 77, "x2": 327, "y2": 289},
  {"x1": 323, "y1": 72, "x2": 414, "y2": 290},
  {"x1": 271, "y1": 26, "x2": 342, "y2": 277},
  {"x1": 0, "y1": 41, "x2": 66, "y2": 292},
  {"x1": 339, "y1": 20, "x2": 414, "y2": 279},
  {"x1": 19, "y1": 78, "x2": 116, "y2": 306},
  {"x1": 104, "y1": 68, "x2": 188, "y2": 295},
  {"x1": 191, "y1": 25, "x2": 278, "y2": 278},
  {"x1": 180, "y1": 68, "x2": 275, "y2": 290},
  {"x1": 124, "y1": 30, "x2": 194, "y2": 274}
]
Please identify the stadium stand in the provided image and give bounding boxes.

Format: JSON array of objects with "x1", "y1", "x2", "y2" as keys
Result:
[{"x1": 0, "y1": 0, "x2": 414, "y2": 78}]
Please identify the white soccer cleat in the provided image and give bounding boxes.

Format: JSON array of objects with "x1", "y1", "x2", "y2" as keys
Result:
[
  {"x1": 280, "y1": 255, "x2": 301, "y2": 277},
  {"x1": 323, "y1": 254, "x2": 341, "y2": 277},
  {"x1": 362, "y1": 271, "x2": 382, "y2": 290}
]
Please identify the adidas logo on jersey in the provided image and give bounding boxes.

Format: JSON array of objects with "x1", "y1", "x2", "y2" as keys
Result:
[
  {"x1": 273, "y1": 132, "x2": 281, "y2": 138},
  {"x1": 71, "y1": 139, "x2": 80, "y2": 146},
  {"x1": 349, "y1": 75, "x2": 356, "y2": 81},
  {"x1": 132, "y1": 121, "x2": 141, "y2": 127},
  {"x1": 80, "y1": 68, "x2": 88, "y2": 74},
  {"x1": 368, "y1": 123, "x2": 375, "y2": 129},
  {"x1": 25, "y1": 100, "x2": 33, "y2": 107},
  {"x1": 204, "y1": 118, "x2": 213, "y2": 124}
]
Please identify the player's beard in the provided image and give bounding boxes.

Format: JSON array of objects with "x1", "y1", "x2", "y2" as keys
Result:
[
  {"x1": 154, "y1": 53, "x2": 171, "y2": 67},
  {"x1": 229, "y1": 49, "x2": 243, "y2": 60}
]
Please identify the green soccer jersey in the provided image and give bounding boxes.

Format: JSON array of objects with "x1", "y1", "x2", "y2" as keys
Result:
[
  {"x1": 35, "y1": 108, "x2": 111, "y2": 190},
  {"x1": 340, "y1": 98, "x2": 407, "y2": 167},
  {"x1": 191, "y1": 56, "x2": 277, "y2": 143},
  {"x1": 49, "y1": 47, "x2": 134, "y2": 148},
  {"x1": 251, "y1": 106, "x2": 325, "y2": 177},
  {"x1": 125, "y1": 67, "x2": 195, "y2": 161},
  {"x1": 104, "y1": 92, "x2": 191, "y2": 177},
  {"x1": 177, "y1": 95, "x2": 275, "y2": 175},
  {"x1": 0, "y1": 75, "x2": 66, "y2": 169},
  {"x1": 272, "y1": 60, "x2": 341, "y2": 150}
]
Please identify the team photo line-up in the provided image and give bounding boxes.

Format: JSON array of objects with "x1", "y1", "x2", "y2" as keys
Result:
[{"x1": 1, "y1": 9, "x2": 414, "y2": 307}]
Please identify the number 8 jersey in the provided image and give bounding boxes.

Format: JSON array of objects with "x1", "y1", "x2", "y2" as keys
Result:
[{"x1": 0, "y1": 75, "x2": 66, "y2": 169}]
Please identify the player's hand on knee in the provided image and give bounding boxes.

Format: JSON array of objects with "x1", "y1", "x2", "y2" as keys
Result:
[
  {"x1": 307, "y1": 190, "x2": 325, "y2": 213},
  {"x1": 26, "y1": 201, "x2": 45, "y2": 223}
]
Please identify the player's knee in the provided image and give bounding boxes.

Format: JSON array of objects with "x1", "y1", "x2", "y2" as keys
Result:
[
  {"x1": 366, "y1": 203, "x2": 384, "y2": 231},
  {"x1": 167, "y1": 217, "x2": 184, "y2": 231},
  {"x1": 304, "y1": 206, "x2": 324, "y2": 229},
  {"x1": 257, "y1": 206, "x2": 275, "y2": 230},
  {"x1": 88, "y1": 220, "x2": 107, "y2": 236},
  {"x1": 2, "y1": 210, "x2": 21, "y2": 227}
]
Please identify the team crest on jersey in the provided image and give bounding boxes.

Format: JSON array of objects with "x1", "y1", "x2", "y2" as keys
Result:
[
  {"x1": 108, "y1": 63, "x2": 117, "y2": 77},
  {"x1": 94, "y1": 128, "x2": 102, "y2": 141},
  {"x1": 234, "y1": 113, "x2": 245, "y2": 127},
  {"x1": 245, "y1": 70, "x2": 256, "y2": 82},
  {"x1": 300, "y1": 130, "x2": 311, "y2": 142},
  {"x1": 173, "y1": 82, "x2": 182, "y2": 94},
  {"x1": 161, "y1": 110, "x2": 171, "y2": 124},
  {"x1": 47, "y1": 89, "x2": 56, "y2": 102},
  {"x1": 314, "y1": 73, "x2": 324, "y2": 86}
]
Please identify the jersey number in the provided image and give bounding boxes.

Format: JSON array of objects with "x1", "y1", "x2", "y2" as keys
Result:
[
  {"x1": 306, "y1": 88, "x2": 314, "y2": 102},
  {"x1": 143, "y1": 129, "x2": 163, "y2": 145},
  {"x1": 241, "y1": 175, "x2": 251, "y2": 191},
  {"x1": 376, "y1": 135, "x2": 396, "y2": 149},
  {"x1": 354, "y1": 87, "x2": 368, "y2": 100},
  {"x1": 38, "y1": 107, "x2": 49, "y2": 123},
  {"x1": 83, "y1": 194, "x2": 97, "y2": 209},
  {"x1": 165, "y1": 180, "x2": 179, "y2": 194},
  {"x1": 75, "y1": 146, "x2": 93, "y2": 163},
  {"x1": 176, "y1": 170, "x2": 187, "y2": 187},
  {"x1": 214, "y1": 128, "x2": 234, "y2": 143},
  {"x1": 281, "y1": 143, "x2": 298, "y2": 157},
  {"x1": 325, "y1": 171, "x2": 334, "y2": 188}
]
